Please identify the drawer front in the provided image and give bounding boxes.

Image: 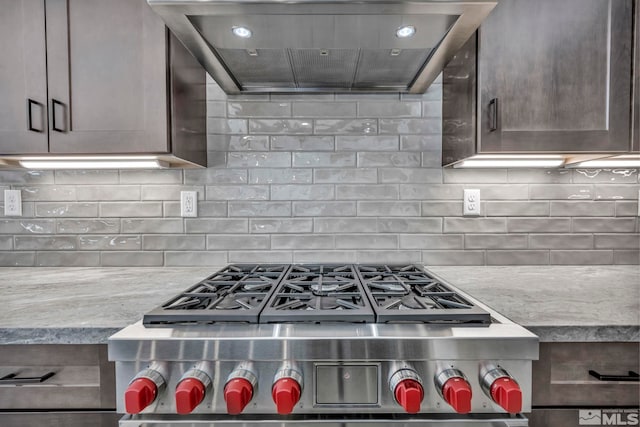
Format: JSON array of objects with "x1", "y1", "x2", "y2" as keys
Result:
[
  {"x1": 533, "y1": 342, "x2": 640, "y2": 406},
  {"x1": 0, "y1": 344, "x2": 115, "y2": 410},
  {"x1": 0, "y1": 411, "x2": 119, "y2": 427}
]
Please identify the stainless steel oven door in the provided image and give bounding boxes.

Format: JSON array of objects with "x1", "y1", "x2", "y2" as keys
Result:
[{"x1": 119, "y1": 414, "x2": 529, "y2": 426}]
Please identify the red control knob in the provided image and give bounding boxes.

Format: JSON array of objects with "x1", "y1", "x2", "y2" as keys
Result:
[
  {"x1": 271, "y1": 377, "x2": 301, "y2": 415},
  {"x1": 394, "y1": 379, "x2": 424, "y2": 414},
  {"x1": 490, "y1": 377, "x2": 522, "y2": 414},
  {"x1": 224, "y1": 378, "x2": 254, "y2": 415},
  {"x1": 442, "y1": 377, "x2": 472, "y2": 414},
  {"x1": 125, "y1": 377, "x2": 158, "y2": 414},
  {"x1": 175, "y1": 378, "x2": 206, "y2": 414}
]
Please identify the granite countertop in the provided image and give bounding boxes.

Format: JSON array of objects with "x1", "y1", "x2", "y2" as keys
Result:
[{"x1": 1, "y1": 266, "x2": 638, "y2": 344}]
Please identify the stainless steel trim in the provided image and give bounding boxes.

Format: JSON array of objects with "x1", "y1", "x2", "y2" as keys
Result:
[
  {"x1": 179, "y1": 367, "x2": 212, "y2": 390},
  {"x1": 273, "y1": 364, "x2": 303, "y2": 391},
  {"x1": 134, "y1": 366, "x2": 167, "y2": 391},
  {"x1": 226, "y1": 363, "x2": 258, "y2": 390},
  {"x1": 117, "y1": 413, "x2": 530, "y2": 426},
  {"x1": 479, "y1": 364, "x2": 512, "y2": 397},
  {"x1": 434, "y1": 368, "x2": 468, "y2": 397},
  {"x1": 147, "y1": 0, "x2": 497, "y2": 94},
  {"x1": 389, "y1": 368, "x2": 422, "y2": 394}
]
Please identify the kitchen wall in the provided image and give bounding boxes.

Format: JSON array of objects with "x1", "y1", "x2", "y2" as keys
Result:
[{"x1": 0, "y1": 75, "x2": 638, "y2": 266}]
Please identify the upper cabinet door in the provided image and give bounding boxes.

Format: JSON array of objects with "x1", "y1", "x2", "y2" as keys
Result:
[
  {"x1": 0, "y1": 0, "x2": 48, "y2": 154},
  {"x1": 46, "y1": 0, "x2": 169, "y2": 154},
  {"x1": 478, "y1": 0, "x2": 633, "y2": 153}
]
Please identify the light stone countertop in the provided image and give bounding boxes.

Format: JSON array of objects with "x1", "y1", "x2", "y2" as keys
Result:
[{"x1": 1, "y1": 265, "x2": 638, "y2": 344}]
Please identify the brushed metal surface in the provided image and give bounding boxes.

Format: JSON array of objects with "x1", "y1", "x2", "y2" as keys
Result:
[
  {"x1": 315, "y1": 364, "x2": 379, "y2": 405},
  {"x1": 147, "y1": 0, "x2": 497, "y2": 93},
  {"x1": 110, "y1": 324, "x2": 536, "y2": 414},
  {"x1": 117, "y1": 413, "x2": 530, "y2": 426}
]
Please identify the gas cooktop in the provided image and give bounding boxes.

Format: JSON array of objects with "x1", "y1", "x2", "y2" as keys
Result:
[{"x1": 143, "y1": 264, "x2": 491, "y2": 326}]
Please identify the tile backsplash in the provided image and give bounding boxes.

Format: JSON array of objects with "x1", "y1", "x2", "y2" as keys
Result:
[{"x1": 0, "y1": 75, "x2": 638, "y2": 266}]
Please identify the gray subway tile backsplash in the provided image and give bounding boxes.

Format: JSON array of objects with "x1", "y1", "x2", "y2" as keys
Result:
[
  {"x1": 270, "y1": 136, "x2": 335, "y2": 152},
  {"x1": 14, "y1": 236, "x2": 77, "y2": 251},
  {"x1": 249, "y1": 169, "x2": 312, "y2": 184},
  {"x1": 35, "y1": 202, "x2": 99, "y2": 218},
  {"x1": 228, "y1": 201, "x2": 292, "y2": 217},
  {"x1": 36, "y1": 251, "x2": 100, "y2": 267},
  {"x1": 550, "y1": 250, "x2": 614, "y2": 265},
  {"x1": 0, "y1": 80, "x2": 637, "y2": 266},
  {"x1": 99, "y1": 202, "x2": 163, "y2": 218},
  {"x1": 79, "y1": 235, "x2": 142, "y2": 251},
  {"x1": 207, "y1": 234, "x2": 270, "y2": 250}
]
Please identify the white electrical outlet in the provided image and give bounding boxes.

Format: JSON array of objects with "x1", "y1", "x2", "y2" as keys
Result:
[
  {"x1": 4, "y1": 189, "x2": 22, "y2": 217},
  {"x1": 463, "y1": 189, "x2": 481, "y2": 216},
  {"x1": 180, "y1": 191, "x2": 198, "y2": 217}
]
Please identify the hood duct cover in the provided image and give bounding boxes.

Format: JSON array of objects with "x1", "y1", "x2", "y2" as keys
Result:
[{"x1": 148, "y1": 0, "x2": 497, "y2": 94}]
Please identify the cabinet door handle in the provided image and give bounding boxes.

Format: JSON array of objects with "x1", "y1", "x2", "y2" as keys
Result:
[
  {"x1": 51, "y1": 99, "x2": 65, "y2": 132},
  {"x1": 489, "y1": 97, "x2": 500, "y2": 132},
  {"x1": 27, "y1": 99, "x2": 44, "y2": 133},
  {"x1": 588, "y1": 370, "x2": 639, "y2": 382},
  {"x1": 0, "y1": 371, "x2": 55, "y2": 385}
]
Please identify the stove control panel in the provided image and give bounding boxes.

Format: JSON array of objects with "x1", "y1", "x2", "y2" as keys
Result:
[
  {"x1": 272, "y1": 365, "x2": 303, "y2": 415},
  {"x1": 114, "y1": 359, "x2": 532, "y2": 415},
  {"x1": 435, "y1": 368, "x2": 473, "y2": 413},
  {"x1": 480, "y1": 364, "x2": 523, "y2": 413}
]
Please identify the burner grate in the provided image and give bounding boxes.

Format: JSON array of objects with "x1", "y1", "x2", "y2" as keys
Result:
[
  {"x1": 355, "y1": 265, "x2": 491, "y2": 324},
  {"x1": 143, "y1": 264, "x2": 289, "y2": 325},
  {"x1": 143, "y1": 264, "x2": 491, "y2": 325},
  {"x1": 259, "y1": 264, "x2": 376, "y2": 323}
]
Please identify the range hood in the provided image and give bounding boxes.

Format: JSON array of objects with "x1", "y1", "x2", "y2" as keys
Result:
[{"x1": 148, "y1": 0, "x2": 497, "y2": 94}]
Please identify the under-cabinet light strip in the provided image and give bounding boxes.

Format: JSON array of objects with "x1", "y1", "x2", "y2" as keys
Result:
[
  {"x1": 19, "y1": 160, "x2": 167, "y2": 169},
  {"x1": 453, "y1": 159, "x2": 566, "y2": 168}
]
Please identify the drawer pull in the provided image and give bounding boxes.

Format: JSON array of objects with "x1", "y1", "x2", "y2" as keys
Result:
[
  {"x1": 0, "y1": 371, "x2": 55, "y2": 385},
  {"x1": 588, "y1": 370, "x2": 639, "y2": 382}
]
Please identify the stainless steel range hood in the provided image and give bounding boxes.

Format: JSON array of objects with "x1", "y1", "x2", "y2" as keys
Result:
[{"x1": 148, "y1": 0, "x2": 497, "y2": 94}]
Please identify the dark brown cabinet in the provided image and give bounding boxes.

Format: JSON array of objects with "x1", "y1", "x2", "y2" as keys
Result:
[
  {"x1": 443, "y1": 0, "x2": 635, "y2": 164},
  {"x1": 0, "y1": 0, "x2": 206, "y2": 166},
  {"x1": 0, "y1": 0, "x2": 48, "y2": 154},
  {"x1": 529, "y1": 342, "x2": 640, "y2": 427},
  {"x1": 634, "y1": 0, "x2": 639, "y2": 153}
]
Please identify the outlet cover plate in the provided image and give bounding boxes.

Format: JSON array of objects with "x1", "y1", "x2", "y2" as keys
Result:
[
  {"x1": 4, "y1": 189, "x2": 22, "y2": 217},
  {"x1": 181, "y1": 191, "x2": 198, "y2": 217},
  {"x1": 463, "y1": 189, "x2": 481, "y2": 216}
]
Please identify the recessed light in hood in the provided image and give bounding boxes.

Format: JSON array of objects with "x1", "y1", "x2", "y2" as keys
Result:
[
  {"x1": 231, "y1": 26, "x2": 252, "y2": 38},
  {"x1": 396, "y1": 25, "x2": 416, "y2": 38},
  {"x1": 147, "y1": 0, "x2": 497, "y2": 93}
]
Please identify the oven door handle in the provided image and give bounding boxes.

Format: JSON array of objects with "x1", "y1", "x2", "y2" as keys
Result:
[
  {"x1": 0, "y1": 371, "x2": 56, "y2": 385},
  {"x1": 588, "y1": 370, "x2": 639, "y2": 382}
]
